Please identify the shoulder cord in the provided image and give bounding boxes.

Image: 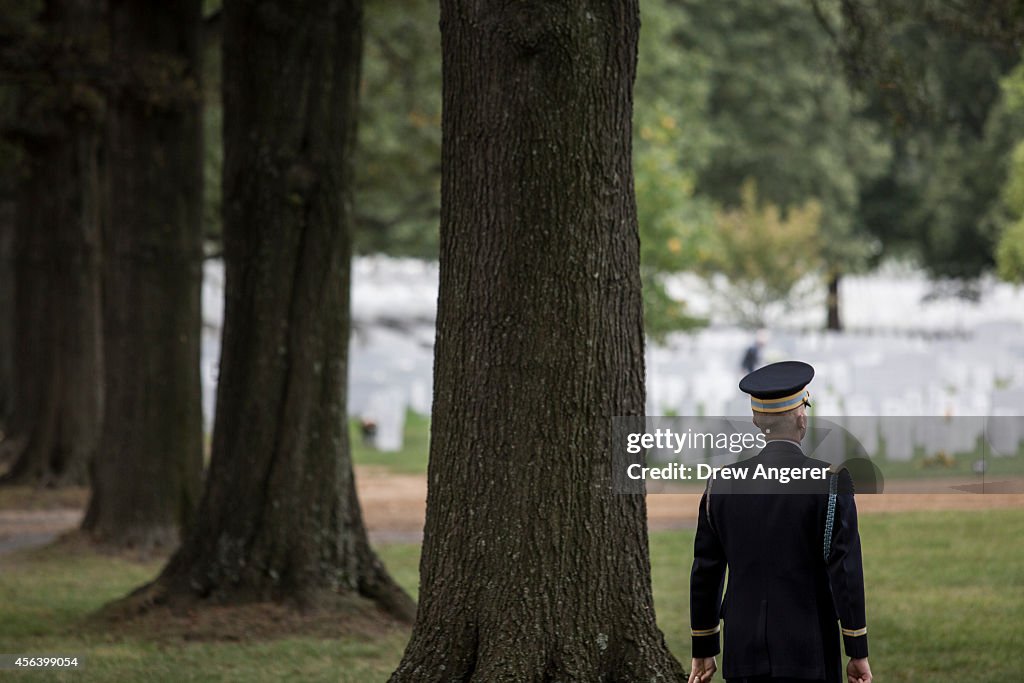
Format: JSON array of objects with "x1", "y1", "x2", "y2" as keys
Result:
[
  {"x1": 823, "y1": 471, "x2": 838, "y2": 562},
  {"x1": 705, "y1": 476, "x2": 715, "y2": 534}
]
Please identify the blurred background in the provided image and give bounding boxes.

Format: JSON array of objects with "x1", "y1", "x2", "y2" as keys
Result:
[
  {"x1": 264, "y1": 1, "x2": 1024, "y2": 457},
  {"x1": 2, "y1": 0, "x2": 1023, "y2": 477},
  {"x1": 2, "y1": 2, "x2": 1023, "y2": 680},
  {"x1": 5, "y1": 0, "x2": 1024, "y2": 466}
]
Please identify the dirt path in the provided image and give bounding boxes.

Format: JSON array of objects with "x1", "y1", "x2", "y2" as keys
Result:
[
  {"x1": 2, "y1": 468, "x2": 1023, "y2": 555},
  {"x1": 0, "y1": 509, "x2": 84, "y2": 555}
]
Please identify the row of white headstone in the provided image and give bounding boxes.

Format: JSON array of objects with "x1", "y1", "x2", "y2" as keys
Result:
[
  {"x1": 646, "y1": 327, "x2": 1024, "y2": 460},
  {"x1": 199, "y1": 258, "x2": 1024, "y2": 454}
]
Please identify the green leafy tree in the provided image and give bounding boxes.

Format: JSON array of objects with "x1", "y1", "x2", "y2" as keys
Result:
[
  {"x1": 697, "y1": 182, "x2": 823, "y2": 327},
  {"x1": 829, "y1": 0, "x2": 1024, "y2": 280},
  {"x1": 634, "y1": 0, "x2": 715, "y2": 339},
  {"x1": 678, "y1": 0, "x2": 889, "y2": 329},
  {"x1": 994, "y1": 63, "x2": 1024, "y2": 283},
  {"x1": 996, "y1": 216, "x2": 1024, "y2": 283},
  {"x1": 355, "y1": 0, "x2": 442, "y2": 257}
]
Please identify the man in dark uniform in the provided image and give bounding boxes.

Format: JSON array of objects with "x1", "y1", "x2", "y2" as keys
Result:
[{"x1": 688, "y1": 361, "x2": 872, "y2": 683}]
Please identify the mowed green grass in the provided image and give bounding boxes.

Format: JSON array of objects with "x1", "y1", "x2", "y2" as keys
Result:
[
  {"x1": 350, "y1": 412, "x2": 430, "y2": 475},
  {"x1": 1, "y1": 510, "x2": 1021, "y2": 682}
]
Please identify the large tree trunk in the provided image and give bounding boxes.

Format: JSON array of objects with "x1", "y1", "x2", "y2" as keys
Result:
[
  {"x1": 134, "y1": 0, "x2": 413, "y2": 619},
  {"x1": 81, "y1": 0, "x2": 204, "y2": 548},
  {"x1": 0, "y1": 0, "x2": 104, "y2": 486},
  {"x1": 391, "y1": 2, "x2": 684, "y2": 681}
]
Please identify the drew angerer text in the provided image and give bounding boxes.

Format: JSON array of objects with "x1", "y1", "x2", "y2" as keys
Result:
[{"x1": 626, "y1": 462, "x2": 830, "y2": 483}]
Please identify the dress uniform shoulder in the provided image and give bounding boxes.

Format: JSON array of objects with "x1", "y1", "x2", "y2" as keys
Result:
[
  {"x1": 805, "y1": 456, "x2": 830, "y2": 469},
  {"x1": 828, "y1": 464, "x2": 855, "y2": 495}
]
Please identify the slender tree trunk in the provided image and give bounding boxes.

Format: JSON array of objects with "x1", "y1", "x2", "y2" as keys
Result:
[
  {"x1": 391, "y1": 2, "x2": 683, "y2": 680},
  {"x1": 0, "y1": 195, "x2": 15, "y2": 435},
  {"x1": 0, "y1": 0, "x2": 104, "y2": 486},
  {"x1": 826, "y1": 271, "x2": 842, "y2": 331},
  {"x1": 132, "y1": 0, "x2": 413, "y2": 618},
  {"x1": 81, "y1": 0, "x2": 203, "y2": 548}
]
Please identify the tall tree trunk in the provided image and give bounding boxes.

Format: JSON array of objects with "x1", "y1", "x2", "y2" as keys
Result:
[
  {"x1": 134, "y1": 0, "x2": 413, "y2": 618},
  {"x1": 81, "y1": 0, "x2": 204, "y2": 548},
  {"x1": 0, "y1": 194, "x2": 15, "y2": 435},
  {"x1": 391, "y1": 2, "x2": 683, "y2": 681},
  {"x1": 826, "y1": 271, "x2": 842, "y2": 331},
  {"x1": 0, "y1": 0, "x2": 104, "y2": 486}
]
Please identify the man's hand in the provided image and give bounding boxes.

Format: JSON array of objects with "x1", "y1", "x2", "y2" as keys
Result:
[
  {"x1": 847, "y1": 657, "x2": 872, "y2": 683},
  {"x1": 688, "y1": 656, "x2": 717, "y2": 683}
]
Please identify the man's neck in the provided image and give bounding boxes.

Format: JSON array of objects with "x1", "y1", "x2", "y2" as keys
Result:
[{"x1": 766, "y1": 436, "x2": 803, "y2": 449}]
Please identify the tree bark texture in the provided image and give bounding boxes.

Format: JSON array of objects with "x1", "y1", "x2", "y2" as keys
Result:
[
  {"x1": 149, "y1": 0, "x2": 413, "y2": 618},
  {"x1": 1, "y1": 0, "x2": 104, "y2": 486},
  {"x1": 81, "y1": 0, "x2": 204, "y2": 547},
  {"x1": 392, "y1": 2, "x2": 683, "y2": 681}
]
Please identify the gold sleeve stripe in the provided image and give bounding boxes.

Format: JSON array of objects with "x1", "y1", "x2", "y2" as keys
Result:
[
  {"x1": 691, "y1": 625, "x2": 721, "y2": 636},
  {"x1": 841, "y1": 626, "x2": 867, "y2": 637}
]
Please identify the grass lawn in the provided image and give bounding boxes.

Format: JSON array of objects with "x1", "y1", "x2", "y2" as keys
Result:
[
  {"x1": 350, "y1": 413, "x2": 430, "y2": 475},
  {"x1": 1, "y1": 509, "x2": 1021, "y2": 681}
]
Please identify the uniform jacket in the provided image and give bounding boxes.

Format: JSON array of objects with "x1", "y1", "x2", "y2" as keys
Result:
[{"x1": 689, "y1": 440, "x2": 869, "y2": 682}]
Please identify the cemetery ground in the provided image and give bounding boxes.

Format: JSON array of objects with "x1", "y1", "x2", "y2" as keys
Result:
[{"x1": 1, "y1": 419, "x2": 1022, "y2": 682}]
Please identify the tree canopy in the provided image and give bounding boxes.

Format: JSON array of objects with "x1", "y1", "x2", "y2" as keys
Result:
[
  {"x1": 187, "y1": 0, "x2": 1024, "y2": 334},
  {"x1": 826, "y1": 0, "x2": 1024, "y2": 279}
]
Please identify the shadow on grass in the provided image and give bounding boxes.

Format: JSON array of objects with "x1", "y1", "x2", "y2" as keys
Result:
[{"x1": 0, "y1": 535, "x2": 416, "y2": 681}]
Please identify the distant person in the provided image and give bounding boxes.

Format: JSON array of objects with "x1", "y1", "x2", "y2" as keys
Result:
[
  {"x1": 740, "y1": 329, "x2": 767, "y2": 374},
  {"x1": 359, "y1": 418, "x2": 378, "y2": 447},
  {"x1": 688, "y1": 361, "x2": 872, "y2": 683}
]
